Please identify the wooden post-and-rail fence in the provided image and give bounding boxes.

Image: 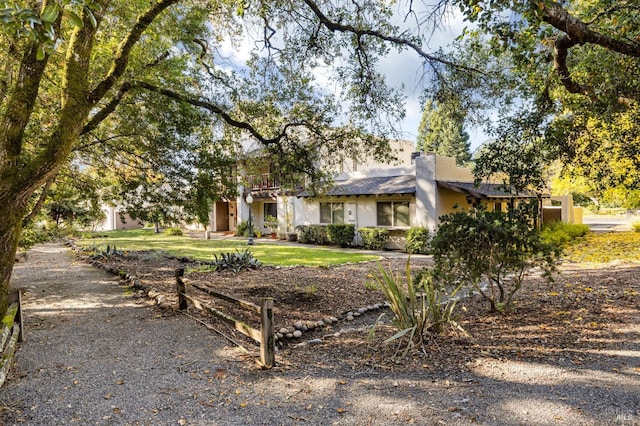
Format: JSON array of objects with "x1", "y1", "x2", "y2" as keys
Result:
[
  {"x1": 175, "y1": 269, "x2": 275, "y2": 369},
  {"x1": 0, "y1": 289, "x2": 24, "y2": 388}
]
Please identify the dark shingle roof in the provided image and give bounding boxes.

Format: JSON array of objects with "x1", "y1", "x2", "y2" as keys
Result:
[
  {"x1": 437, "y1": 181, "x2": 543, "y2": 199},
  {"x1": 298, "y1": 175, "x2": 415, "y2": 197}
]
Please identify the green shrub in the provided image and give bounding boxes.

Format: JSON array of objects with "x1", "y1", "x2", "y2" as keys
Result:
[
  {"x1": 358, "y1": 227, "x2": 389, "y2": 250},
  {"x1": 296, "y1": 225, "x2": 328, "y2": 245},
  {"x1": 18, "y1": 225, "x2": 56, "y2": 252},
  {"x1": 164, "y1": 227, "x2": 183, "y2": 236},
  {"x1": 235, "y1": 220, "x2": 256, "y2": 237},
  {"x1": 327, "y1": 224, "x2": 355, "y2": 247},
  {"x1": 404, "y1": 226, "x2": 430, "y2": 254},
  {"x1": 431, "y1": 204, "x2": 558, "y2": 312},
  {"x1": 368, "y1": 260, "x2": 464, "y2": 357},
  {"x1": 633, "y1": 221, "x2": 640, "y2": 232},
  {"x1": 540, "y1": 222, "x2": 590, "y2": 247}
]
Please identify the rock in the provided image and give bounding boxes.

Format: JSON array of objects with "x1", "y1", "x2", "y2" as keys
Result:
[
  {"x1": 353, "y1": 312, "x2": 361, "y2": 317},
  {"x1": 307, "y1": 339, "x2": 322, "y2": 345},
  {"x1": 279, "y1": 328, "x2": 289, "y2": 334},
  {"x1": 373, "y1": 304, "x2": 381, "y2": 309},
  {"x1": 301, "y1": 325, "x2": 308, "y2": 332},
  {"x1": 346, "y1": 315, "x2": 354, "y2": 321},
  {"x1": 330, "y1": 316, "x2": 339, "y2": 323},
  {"x1": 316, "y1": 321, "x2": 325, "y2": 328},
  {"x1": 346, "y1": 312, "x2": 354, "y2": 317},
  {"x1": 286, "y1": 326, "x2": 296, "y2": 334},
  {"x1": 322, "y1": 317, "x2": 333, "y2": 325},
  {"x1": 148, "y1": 290, "x2": 159, "y2": 299},
  {"x1": 294, "y1": 321, "x2": 304, "y2": 330},
  {"x1": 306, "y1": 322, "x2": 316, "y2": 330},
  {"x1": 293, "y1": 330, "x2": 303, "y2": 338},
  {"x1": 357, "y1": 307, "x2": 366, "y2": 314},
  {"x1": 276, "y1": 332, "x2": 284, "y2": 339},
  {"x1": 286, "y1": 333, "x2": 294, "y2": 339},
  {"x1": 366, "y1": 305, "x2": 374, "y2": 311}
]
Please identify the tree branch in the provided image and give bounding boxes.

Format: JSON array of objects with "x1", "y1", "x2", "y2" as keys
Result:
[
  {"x1": 541, "y1": 2, "x2": 640, "y2": 97},
  {"x1": 0, "y1": 13, "x2": 60, "y2": 169},
  {"x1": 22, "y1": 177, "x2": 55, "y2": 227},
  {"x1": 132, "y1": 81, "x2": 283, "y2": 145},
  {"x1": 553, "y1": 34, "x2": 593, "y2": 97},
  {"x1": 301, "y1": 0, "x2": 482, "y2": 74},
  {"x1": 82, "y1": 82, "x2": 132, "y2": 135},
  {"x1": 88, "y1": 0, "x2": 180, "y2": 105}
]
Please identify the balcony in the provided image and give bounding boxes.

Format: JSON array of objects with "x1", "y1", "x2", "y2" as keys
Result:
[{"x1": 247, "y1": 173, "x2": 281, "y2": 191}]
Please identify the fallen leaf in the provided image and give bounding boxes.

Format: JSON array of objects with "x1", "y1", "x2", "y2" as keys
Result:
[
  {"x1": 336, "y1": 407, "x2": 348, "y2": 413},
  {"x1": 116, "y1": 379, "x2": 125, "y2": 385}
]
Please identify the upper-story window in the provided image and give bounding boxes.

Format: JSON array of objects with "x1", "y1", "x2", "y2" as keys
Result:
[
  {"x1": 377, "y1": 201, "x2": 410, "y2": 227},
  {"x1": 320, "y1": 202, "x2": 344, "y2": 224}
]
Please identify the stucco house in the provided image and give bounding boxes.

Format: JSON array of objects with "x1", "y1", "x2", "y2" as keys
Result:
[{"x1": 208, "y1": 138, "x2": 579, "y2": 249}]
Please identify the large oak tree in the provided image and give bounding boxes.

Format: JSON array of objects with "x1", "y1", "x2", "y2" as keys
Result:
[{"x1": 0, "y1": 0, "x2": 474, "y2": 312}]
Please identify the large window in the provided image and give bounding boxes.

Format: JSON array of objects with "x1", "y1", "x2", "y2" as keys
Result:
[
  {"x1": 377, "y1": 201, "x2": 410, "y2": 227},
  {"x1": 320, "y1": 202, "x2": 344, "y2": 224}
]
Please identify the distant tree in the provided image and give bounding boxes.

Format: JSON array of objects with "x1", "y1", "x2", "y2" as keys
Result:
[{"x1": 416, "y1": 98, "x2": 471, "y2": 165}]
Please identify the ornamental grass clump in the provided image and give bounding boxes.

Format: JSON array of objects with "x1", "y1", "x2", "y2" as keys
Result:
[{"x1": 368, "y1": 259, "x2": 464, "y2": 358}]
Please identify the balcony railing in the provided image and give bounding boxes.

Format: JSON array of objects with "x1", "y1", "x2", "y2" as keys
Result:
[{"x1": 247, "y1": 173, "x2": 281, "y2": 191}]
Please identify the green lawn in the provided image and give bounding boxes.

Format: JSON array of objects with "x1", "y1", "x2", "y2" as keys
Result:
[{"x1": 77, "y1": 229, "x2": 379, "y2": 267}]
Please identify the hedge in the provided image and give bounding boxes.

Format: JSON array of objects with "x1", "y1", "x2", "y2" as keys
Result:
[{"x1": 358, "y1": 227, "x2": 389, "y2": 250}]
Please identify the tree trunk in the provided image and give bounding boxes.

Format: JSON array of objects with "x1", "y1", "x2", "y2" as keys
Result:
[{"x1": 0, "y1": 199, "x2": 27, "y2": 315}]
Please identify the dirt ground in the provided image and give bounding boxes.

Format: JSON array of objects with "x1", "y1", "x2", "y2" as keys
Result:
[
  {"x1": 2, "y1": 241, "x2": 639, "y2": 425},
  {"x1": 84, "y1": 247, "x2": 640, "y2": 375}
]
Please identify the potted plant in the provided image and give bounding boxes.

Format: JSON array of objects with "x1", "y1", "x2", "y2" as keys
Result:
[{"x1": 264, "y1": 215, "x2": 280, "y2": 239}]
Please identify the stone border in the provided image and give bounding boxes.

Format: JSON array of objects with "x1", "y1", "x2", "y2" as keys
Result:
[{"x1": 64, "y1": 239, "x2": 392, "y2": 343}]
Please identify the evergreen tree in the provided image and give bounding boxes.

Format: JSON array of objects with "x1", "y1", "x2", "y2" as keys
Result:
[{"x1": 416, "y1": 99, "x2": 471, "y2": 165}]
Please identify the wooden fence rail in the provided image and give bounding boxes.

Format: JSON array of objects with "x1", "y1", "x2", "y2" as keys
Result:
[
  {"x1": 0, "y1": 289, "x2": 23, "y2": 387},
  {"x1": 175, "y1": 269, "x2": 275, "y2": 368}
]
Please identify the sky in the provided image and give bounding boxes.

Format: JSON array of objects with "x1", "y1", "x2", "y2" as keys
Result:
[{"x1": 219, "y1": 3, "x2": 489, "y2": 152}]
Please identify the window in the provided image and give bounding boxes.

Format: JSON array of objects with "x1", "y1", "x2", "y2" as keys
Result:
[
  {"x1": 263, "y1": 203, "x2": 277, "y2": 219},
  {"x1": 320, "y1": 202, "x2": 344, "y2": 224},
  {"x1": 377, "y1": 201, "x2": 410, "y2": 227}
]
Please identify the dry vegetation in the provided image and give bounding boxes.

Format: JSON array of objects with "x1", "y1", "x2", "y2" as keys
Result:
[{"x1": 82, "y1": 232, "x2": 640, "y2": 373}]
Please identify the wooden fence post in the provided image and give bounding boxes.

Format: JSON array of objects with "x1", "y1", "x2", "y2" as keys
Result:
[
  {"x1": 260, "y1": 297, "x2": 275, "y2": 368},
  {"x1": 175, "y1": 268, "x2": 187, "y2": 310}
]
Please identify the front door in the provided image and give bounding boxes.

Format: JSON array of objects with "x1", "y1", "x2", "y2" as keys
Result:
[{"x1": 215, "y1": 201, "x2": 229, "y2": 232}]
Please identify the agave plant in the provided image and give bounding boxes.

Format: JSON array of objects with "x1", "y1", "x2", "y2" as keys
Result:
[{"x1": 211, "y1": 249, "x2": 262, "y2": 273}]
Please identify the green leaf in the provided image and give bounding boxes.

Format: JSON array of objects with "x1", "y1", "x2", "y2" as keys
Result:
[
  {"x1": 36, "y1": 45, "x2": 45, "y2": 60},
  {"x1": 64, "y1": 9, "x2": 83, "y2": 28},
  {"x1": 382, "y1": 326, "x2": 416, "y2": 344},
  {"x1": 41, "y1": 4, "x2": 60, "y2": 23},
  {"x1": 84, "y1": 7, "x2": 96, "y2": 28}
]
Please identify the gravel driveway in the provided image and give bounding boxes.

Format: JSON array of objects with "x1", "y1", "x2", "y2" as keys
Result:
[{"x1": 1, "y1": 243, "x2": 639, "y2": 425}]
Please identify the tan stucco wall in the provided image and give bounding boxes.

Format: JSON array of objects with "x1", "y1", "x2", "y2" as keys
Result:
[
  {"x1": 343, "y1": 140, "x2": 415, "y2": 172},
  {"x1": 436, "y1": 188, "x2": 470, "y2": 218},
  {"x1": 433, "y1": 155, "x2": 474, "y2": 181}
]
